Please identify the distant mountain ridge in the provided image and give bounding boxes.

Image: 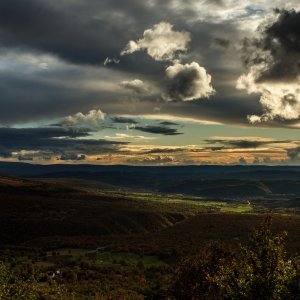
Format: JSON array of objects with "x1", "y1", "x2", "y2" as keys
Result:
[
  {"x1": 0, "y1": 162, "x2": 299, "y2": 198},
  {"x1": 0, "y1": 161, "x2": 299, "y2": 177}
]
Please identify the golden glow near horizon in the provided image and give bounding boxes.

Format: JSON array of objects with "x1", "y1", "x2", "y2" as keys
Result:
[{"x1": 4, "y1": 140, "x2": 293, "y2": 166}]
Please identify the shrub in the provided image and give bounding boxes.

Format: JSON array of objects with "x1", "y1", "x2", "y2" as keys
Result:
[
  {"x1": 0, "y1": 262, "x2": 38, "y2": 300},
  {"x1": 170, "y1": 217, "x2": 300, "y2": 300},
  {"x1": 169, "y1": 242, "x2": 231, "y2": 299},
  {"x1": 0, "y1": 261, "x2": 73, "y2": 299}
]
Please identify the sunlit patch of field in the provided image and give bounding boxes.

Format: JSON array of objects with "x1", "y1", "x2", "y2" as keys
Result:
[{"x1": 96, "y1": 190, "x2": 254, "y2": 214}]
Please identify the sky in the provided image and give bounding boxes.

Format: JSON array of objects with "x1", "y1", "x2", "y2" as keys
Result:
[{"x1": 0, "y1": 0, "x2": 300, "y2": 165}]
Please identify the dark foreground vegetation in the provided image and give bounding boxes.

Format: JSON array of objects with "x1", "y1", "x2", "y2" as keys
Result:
[
  {"x1": 170, "y1": 217, "x2": 300, "y2": 299},
  {"x1": 1, "y1": 217, "x2": 300, "y2": 299},
  {"x1": 0, "y1": 171, "x2": 300, "y2": 299}
]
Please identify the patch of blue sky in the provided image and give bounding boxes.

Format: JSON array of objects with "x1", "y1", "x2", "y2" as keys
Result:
[
  {"x1": 88, "y1": 120, "x2": 300, "y2": 147},
  {"x1": 245, "y1": 5, "x2": 265, "y2": 16}
]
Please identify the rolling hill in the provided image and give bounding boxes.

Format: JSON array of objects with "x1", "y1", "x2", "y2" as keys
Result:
[{"x1": 0, "y1": 174, "x2": 189, "y2": 246}]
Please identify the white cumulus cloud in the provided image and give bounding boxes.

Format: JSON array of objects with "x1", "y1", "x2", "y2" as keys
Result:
[
  {"x1": 121, "y1": 22, "x2": 191, "y2": 62},
  {"x1": 165, "y1": 62, "x2": 215, "y2": 101},
  {"x1": 237, "y1": 67, "x2": 300, "y2": 123},
  {"x1": 120, "y1": 79, "x2": 147, "y2": 94},
  {"x1": 63, "y1": 109, "x2": 106, "y2": 130}
]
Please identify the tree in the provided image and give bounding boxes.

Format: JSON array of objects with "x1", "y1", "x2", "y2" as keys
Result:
[
  {"x1": 211, "y1": 217, "x2": 297, "y2": 300},
  {"x1": 169, "y1": 243, "x2": 231, "y2": 299},
  {"x1": 170, "y1": 217, "x2": 300, "y2": 300}
]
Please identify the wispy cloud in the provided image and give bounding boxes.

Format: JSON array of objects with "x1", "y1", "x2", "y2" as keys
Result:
[{"x1": 105, "y1": 133, "x2": 156, "y2": 141}]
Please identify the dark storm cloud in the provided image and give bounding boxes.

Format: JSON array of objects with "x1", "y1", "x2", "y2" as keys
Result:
[
  {"x1": 206, "y1": 146, "x2": 225, "y2": 151},
  {"x1": 59, "y1": 153, "x2": 86, "y2": 161},
  {"x1": 0, "y1": 0, "x2": 224, "y2": 125},
  {"x1": 161, "y1": 89, "x2": 262, "y2": 126},
  {"x1": 206, "y1": 139, "x2": 267, "y2": 148},
  {"x1": 0, "y1": 0, "x2": 262, "y2": 128},
  {"x1": 159, "y1": 121, "x2": 179, "y2": 126},
  {"x1": 1, "y1": 0, "x2": 294, "y2": 129},
  {"x1": 0, "y1": 0, "x2": 142, "y2": 65},
  {"x1": 135, "y1": 125, "x2": 182, "y2": 135},
  {"x1": 242, "y1": 9, "x2": 300, "y2": 82},
  {"x1": 206, "y1": 137, "x2": 288, "y2": 149},
  {"x1": 0, "y1": 0, "x2": 198, "y2": 68},
  {"x1": 145, "y1": 148, "x2": 186, "y2": 154},
  {"x1": 0, "y1": 127, "x2": 90, "y2": 141},
  {"x1": 165, "y1": 62, "x2": 215, "y2": 101},
  {"x1": 238, "y1": 9, "x2": 300, "y2": 123},
  {"x1": 0, "y1": 0, "x2": 234, "y2": 71},
  {"x1": 0, "y1": 70, "x2": 113, "y2": 124},
  {"x1": 0, "y1": 127, "x2": 126, "y2": 158},
  {"x1": 111, "y1": 117, "x2": 139, "y2": 124},
  {"x1": 0, "y1": 69, "x2": 263, "y2": 127},
  {"x1": 212, "y1": 38, "x2": 231, "y2": 49}
]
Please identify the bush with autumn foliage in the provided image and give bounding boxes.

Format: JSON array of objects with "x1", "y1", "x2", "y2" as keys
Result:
[{"x1": 170, "y1": 217, "x2": 300, "y2": 300}]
